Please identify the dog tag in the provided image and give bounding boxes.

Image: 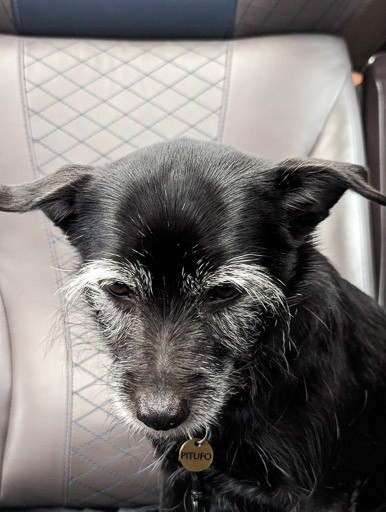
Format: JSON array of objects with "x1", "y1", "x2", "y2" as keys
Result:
[{"x1": 179, "y1": 438, "x2": 214, "y2": 472}]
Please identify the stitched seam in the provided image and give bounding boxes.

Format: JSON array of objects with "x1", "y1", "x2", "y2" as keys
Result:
[
  {"x1": 0, "y1": 285, "x2": 13, "y2": 499},
  {"x1": 375, "y1": 79, "x2": 386, "y2": 305},
  {"x1": 344, "y1": 70, "x2": 364, "y2": 165},
  {"x1": 19, "y1": 38, "x2": 41, "y2": 181},
  {"x1": 310, "y1": 70, "x2": 375, "y2": 297},
  {"x1": 309, "y1": 71, "x2": 352, "y2": 157},
  {"x1": 19, "y1": 36, "x2": 74, "y2": 505},
  {"x1": 63, "y1": 308, "x2": 74, "y2": 505},
  {"x1": 344, "y1": 77, "x2": 373, "y2": 295},
  {"x1": 0, "y1": 36, "x2": 28, "y2": 502},
  {"x1": 218, "y1": 40, "x2": 233, "y2": 143}
]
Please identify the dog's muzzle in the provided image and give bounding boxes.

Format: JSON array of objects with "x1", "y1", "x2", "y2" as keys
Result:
[{"x1": 136, "y1": 395, "x2": 190, "y2": 431}]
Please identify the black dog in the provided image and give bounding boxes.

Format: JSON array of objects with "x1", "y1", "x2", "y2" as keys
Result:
[{"x1": 1, "y1": 139, "x2": 386, "y2": 511}]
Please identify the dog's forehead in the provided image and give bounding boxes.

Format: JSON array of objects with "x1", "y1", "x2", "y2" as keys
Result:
[
  {"x1": 114, "y1": 150, "x2": 239, "y2": 284},
  {"x1": 78, "y1": 140, "x2": 275, "y2": 285}
]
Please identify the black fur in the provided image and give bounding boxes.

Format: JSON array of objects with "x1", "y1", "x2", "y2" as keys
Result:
[{"x1": 1, "y1": 139, "x2": 386, "y2": 512}]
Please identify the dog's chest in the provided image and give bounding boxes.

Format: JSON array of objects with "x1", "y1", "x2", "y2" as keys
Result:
[
  {"x1": 206, "y1": 458, "x2": 298, "y2": 510},
  {"x1": 207, "y1": 467, "x2": 346, "y2": 511},
  {"x1": 205, "y1": 444, "x2": 346, "y2": 512}
]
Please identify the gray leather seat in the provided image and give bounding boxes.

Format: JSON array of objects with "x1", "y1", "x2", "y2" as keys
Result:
[{"x1": 0, "y1": 2, "x2": 381, "y2": 508}]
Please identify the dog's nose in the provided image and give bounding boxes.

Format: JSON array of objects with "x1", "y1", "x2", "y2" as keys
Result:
[{"x1": 136, "y1": 397, "x2": 189, "y2": 431}]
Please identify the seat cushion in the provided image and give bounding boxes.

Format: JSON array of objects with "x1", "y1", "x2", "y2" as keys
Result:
[{"x1": 0, "y1": 33, "x2": 372, "y2": 507}]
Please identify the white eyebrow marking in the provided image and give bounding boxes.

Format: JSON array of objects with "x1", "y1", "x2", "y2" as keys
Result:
[
  {"x1": 63, "y1": 259, "x2": 153, "y2": 305},
  {"x1": 182, "y1": 255, "x2": 287, "y2": 310},
  {"x1": 206, "y1": 257, "x2": 286, "y2": 308}
]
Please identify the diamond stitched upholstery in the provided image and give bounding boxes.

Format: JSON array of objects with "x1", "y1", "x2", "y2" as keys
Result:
[{"x1": 24, "y1": 39, "x2": 227, "y2": 173}]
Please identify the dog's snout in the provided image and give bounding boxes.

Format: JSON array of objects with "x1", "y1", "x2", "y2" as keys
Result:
[{"x1": 136, "y1": 396, "x2": 189, "y2": 431}]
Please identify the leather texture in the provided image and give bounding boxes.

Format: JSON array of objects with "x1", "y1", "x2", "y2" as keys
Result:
[
  {"x1": 364, "y1": 53, "x2": 386, "y2": 306},
  {"x1": 0, "y1": 0, "x2": 15, "y2": 33},
  {"x1": 234, "y1": 0, "x2": 374, "y2": 36},
  {"x1": 0, "y1": 36, "x2": 70, "y2": 505},
  {"x1": 0, "y1": 33, "x2": 377, "y2": 506},
  {"x1": 221, "y1": 35, "x2": 373, "y2": 296}
]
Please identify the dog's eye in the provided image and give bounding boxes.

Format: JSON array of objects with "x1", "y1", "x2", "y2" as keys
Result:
[
  {"x1": 206, "y1": 285, "x2": 241, "y2": 303},
  {"x1": 106, "y1": 282, "x2": 133, "y2": 298}
]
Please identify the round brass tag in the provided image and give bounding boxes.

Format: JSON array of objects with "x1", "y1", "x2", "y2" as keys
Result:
[{"x1": 179, "y1": 438, "x2": 214, "y2": 472}]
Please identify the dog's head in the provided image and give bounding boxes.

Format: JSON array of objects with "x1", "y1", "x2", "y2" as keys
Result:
[{"x1": 1, "y1": 139, "x2": 385, "y2": 440}]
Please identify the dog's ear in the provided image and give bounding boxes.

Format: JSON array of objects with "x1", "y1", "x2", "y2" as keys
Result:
[
  {"x1": 275, "y1": 157, "x2": 386, "y2": 238},
  {"x1": 0, "y1": 164, "x2": 93, "y2": 231}
]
